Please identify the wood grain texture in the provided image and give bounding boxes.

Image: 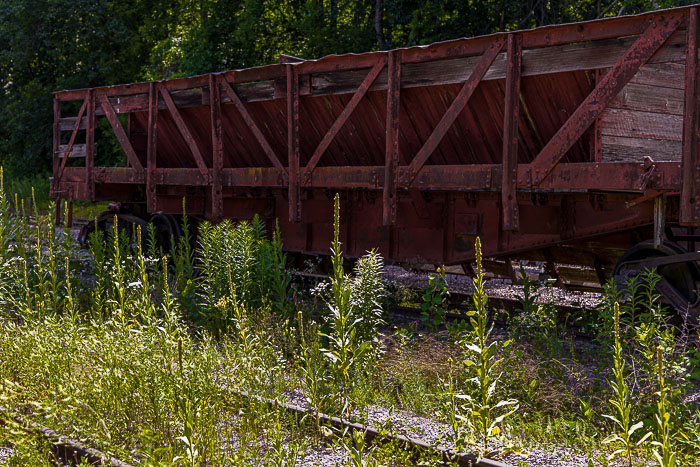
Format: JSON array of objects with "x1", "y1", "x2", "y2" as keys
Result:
[
  {"x1": 601, "y1": 135, "x2": 681, "y2": 161},
  {"x1": 600, "y1": 108, "x2": 682, "y2": 141}
]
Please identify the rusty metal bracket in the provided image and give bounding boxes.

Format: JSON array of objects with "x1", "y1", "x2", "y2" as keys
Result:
[{"x1": 529, "y1": 15, "x2": 682, "y2": 186}]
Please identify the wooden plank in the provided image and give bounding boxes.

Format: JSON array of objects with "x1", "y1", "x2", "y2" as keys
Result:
[
  {"x1": 56, "y1": 144, "x2": 86, "y2": 158},
  {"x1": 57, "y1": 31, "x2": 688, "y2": 120},
  {"x1": 600, "y1": 108, "x2": 682, "y2": 141},
  {"x1": 629, "y1": 62, "x2": 686, "y2": 89},
  {"x1": 311, "y1": 30, "x2": 686, "y2": 97},
  {"x1": 529, "y1": 17, "x2": 682, "y2": 185},
  {"x1": 609, "y1": 82, "x2": 684, "y2": 115},
  {"x1": 59, "y1": 116, "x2": 86, "y2": 131},
  {"x1": 601, "y1": 135, "x2": 681, "y2": 161}
]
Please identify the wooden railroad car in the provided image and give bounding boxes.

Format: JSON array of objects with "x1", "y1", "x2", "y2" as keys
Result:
[{"x1": 51, "y1": 5, "x2": 700, "y2": 318}]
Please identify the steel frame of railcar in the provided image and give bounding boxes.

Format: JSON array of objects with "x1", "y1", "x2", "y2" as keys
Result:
[{"x1": 50, "y1": 5, "x2": 700, "y2": 285}]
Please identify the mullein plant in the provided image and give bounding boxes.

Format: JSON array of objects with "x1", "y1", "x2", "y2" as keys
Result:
[
  {"x1": 459, "y1": 237, "x2": 518, "y2": 457},
  {"x1": 653, "y1": 346, "x2": 677, "y2": 467},
  {"x1": 603, "y1": 302, "x2": 651, "y2": 466},
  {"x1": 320, "y1": 193, "x2": 371, "y2": 417}
]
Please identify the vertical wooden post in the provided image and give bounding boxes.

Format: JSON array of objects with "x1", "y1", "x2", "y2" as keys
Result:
[
  {"x1": 210, "y1": 74, "x2": 223, "y2": 219},
  {"x1": 52, "y1": 98, "x2": 60, "y2": 180},
  {"x1": 53, "y1": 98, "x2": 61, "y2": 223},
  {"x1": 383, "y1": 50, "x2": 401, "y2": 226},
  {"x1": 591, "y1": 70, "x2": 603, "y2": 163},
  {"x1": 147, "y1": 82, "x2": 158, "y2": 214},
  {"x1": 681, "y1": 7, "x2": 700, "y2": 226},
  {"x1": 287, "y1": 64, "x2": 301, "y2": 223},
  {"x1": 86, "y1": 90, "x2": 96, "y2": 202},
  {"x1": 654, "y1": 194, "x2": 666, "y2": 248},
  {"x1": 502, "y1": 33, "x2": 521, "y2": 231}
]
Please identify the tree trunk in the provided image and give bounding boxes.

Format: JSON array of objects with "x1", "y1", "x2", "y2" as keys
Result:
[{"x1": 375, "y1": 0, "x2": 386, "y2": 50}]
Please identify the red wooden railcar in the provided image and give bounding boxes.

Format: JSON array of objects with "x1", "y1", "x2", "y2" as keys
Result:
[{"x1": 51, "y1": 5, "x2": 700, "y2": 317}]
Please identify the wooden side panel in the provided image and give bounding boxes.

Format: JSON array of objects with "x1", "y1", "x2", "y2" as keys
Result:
[{"x1": 601, "y1": 61, "x2": 685, "y2": 162}]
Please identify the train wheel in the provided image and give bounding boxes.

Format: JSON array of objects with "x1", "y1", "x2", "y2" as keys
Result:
[
  {"x1": 78, "y1": 212, "x2": 148, "y2": 249},
  {"x1": 149, "y1": 212, "x2": 182, "y2": 252},
  {"x1": 613, "y1": 240, "x2": 700, "y2": 314}
]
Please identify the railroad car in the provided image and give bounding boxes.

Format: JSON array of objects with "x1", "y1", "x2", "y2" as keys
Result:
[{"x1": 51, "y1": 5, "x2": 700, "y2": 319}]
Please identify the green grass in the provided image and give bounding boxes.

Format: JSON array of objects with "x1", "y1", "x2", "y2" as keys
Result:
[{"x1": 0, "y1": 178, "x2": 699, "y2": 466}]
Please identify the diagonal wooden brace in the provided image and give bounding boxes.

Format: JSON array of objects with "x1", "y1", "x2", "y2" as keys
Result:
[
  {"x1": 158, "y1": 85, "x2": 209, "y2": 180},
  {"x1": 56, "y1": 95, "x2": 88, "y2": 182},
  {"x1": 529, "y1": 15, "x2": 682, "y2": 186},
  {"x1": 404, "y1": 38, "x2": 506, "y2": 185},
  {"x1": 98, "y1": 93, "x2": 144, "y2": 172},
  {"x1": 303, "y1": 56, "x2": 387, "y2": 185},
  {"x1": 218, "y1": 75, "x2": 287, "y2": 178}
]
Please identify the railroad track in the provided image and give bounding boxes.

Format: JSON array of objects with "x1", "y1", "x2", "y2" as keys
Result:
[
  {"x1": 234, "y1": 390, "x2": 513, "y2": 467},
  {"x1": 290, "y1": 270, "x2": 597, "y2": 321},
  {"x1": 0, "y1": 406, "x2": 131, "y2": 467}
]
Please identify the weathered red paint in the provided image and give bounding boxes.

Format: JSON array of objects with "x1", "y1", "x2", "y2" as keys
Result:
[
  {"x1": 682, "y1": 6, "x2": 700, "y2": 226},
  {"x1": 146, "y1": 82, "x2": 158, "y2": 213},
  {"x1": 209, "y1": 74, "x2": 224, "y2": 219},
  {"x1": 404, "y1": 37, "x2": 505, "y2": 184},
  {"x1": 501, "y1": 33, "x2": 521, "y2": 231},
  {"x1": 383, "y1": 51, "x2": 401, "y2": 226},
  {"x1": 304, "y1": 56, "x2": 387, "y2": 185},
  {"x1": 287, "y1": 64, "x2": 301, "y2": 223},
  {"x1": 529, "y1": 14, "x2": 682, "y2": 185},
  {"x1": 50, "y1": 6, "x2": 699, "y2": 276}
]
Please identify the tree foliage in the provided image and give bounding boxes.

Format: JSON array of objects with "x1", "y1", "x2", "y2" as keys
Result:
[{"x1": 0, "y1": 0, "x2": 692, "y2": 176}]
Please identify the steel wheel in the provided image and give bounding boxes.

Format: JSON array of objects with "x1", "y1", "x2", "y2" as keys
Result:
[{"x1": 614, "y1": 240, "x2": 700, "y2": 306}]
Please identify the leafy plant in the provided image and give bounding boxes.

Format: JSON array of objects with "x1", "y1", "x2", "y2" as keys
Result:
[
  {"x1": 445, "y1": 237, "x2": 518, "y2": 457},
  {"x1": 602, "y1": 302, "x2": 651, "y2": 465},
  {"x1": 652, "y1": 346, "x2": 677, "y2": 467},
  {"x1": 319, "y1": 193, "x2": 373, "y2": 416},
  {"x1": 421, "y1": 265, "x2": 449, "y2": 330}
]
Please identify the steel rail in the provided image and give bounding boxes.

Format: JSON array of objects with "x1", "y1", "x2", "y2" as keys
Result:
[
  {"x1": 0, "y1": 406, "x2": 132, "y2": 467},
  {"x1": 234, "y1": 391, "x2": 514, "y2": 467}
]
